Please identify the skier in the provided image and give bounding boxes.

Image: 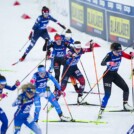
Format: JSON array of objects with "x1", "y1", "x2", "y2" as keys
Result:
[
  {"x1": 19, "y1": 6, "x2": 66, "y2": 61},
  {"x1": 98, "y1": 42, "x2": 134, "y2": 118},
  {"x1": 46, "y1": 33, "x2": 72, "y2": 89},
  {"x1": 30, "y1": 65, "x2": 71, "y2": 122},
  {"x1": 0, "y1": 74, "x2": 20, "y2": 134},
  {"x1": 56, "y1": 41, "x2": 93, "y2": 103},
  {"x1": 61, "y1": 29, "x2": 79, "y2": 92},
  {"x1": 12, "y1": 83, "x2": 42, "y2": 134}
]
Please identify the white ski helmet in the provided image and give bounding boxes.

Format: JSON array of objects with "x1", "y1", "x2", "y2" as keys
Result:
[{"x1": 73, "y1": 41, "x2": 81, "y2": 49}]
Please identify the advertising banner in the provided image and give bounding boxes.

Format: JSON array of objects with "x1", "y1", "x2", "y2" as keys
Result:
[
  {"x1": 85, "y1": 5, "x2": 106, "y2": 40},
  {"x1": 69, "y1": 0, "x2": 134, "y2": 47},
  {"x1": 106, "y1": 0, "x2": 134, "y2": 46},
  {"x1": 70, "y1": 0, "x2": 86, "y2": 32}
]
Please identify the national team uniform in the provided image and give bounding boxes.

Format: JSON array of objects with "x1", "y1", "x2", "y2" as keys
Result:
[
  {"x1": 47, "y1": 41, "x2": 71, "y2": 82},
  {"x1": 19, "y1": 6, "x2": 65, "y2": 61},
  {"x1": 61, "y1": 48, "x2": 92, "y2": 97},
  {"x1": 0, "y1": 85, "x2": 17, "y2": 134},
  {"x1": 48, "y1": 35, "x2": 74, "y2": 72},
  {"x1": 24, "y1": 15, "x2": 57, "y2": 56},
  {"x1": 31, "y1": 71, "x2": 63, "y2": 122},
  {"x1": 12, "y1": 92, "x2": 42, "y2": 134},
  {"x1": 101, "y1": 51, "x2": 131, "y2": 109}
]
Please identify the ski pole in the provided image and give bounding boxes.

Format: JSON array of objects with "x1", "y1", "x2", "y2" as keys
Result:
[
  {"x1": 19, "y1": 40, "x2": 29, "y2": 52},
  {"x1": 20, "y1": 57, "x2": 45, "y2": 83},
  {"x1": 80, "y1": 67, "x2": 111, "y2": 103},
  {"x1": 92, "y1": 48, "x2": 101, "y2": 104},
  {"x1": 80, "y1": 60, "x2": 92, "y2": 89},
  {"x1": 131, "y1": 58, "x2": 134, "y2": 108},
  {"x1": 43, "y1": 59, "x2": 74, "y2": 111},
  {"x1": 62, "y1": 96, "x2": 74, "y2": 121},
  {"x1": 59, "y1": 59, "x2": 74, "y2": 83}
]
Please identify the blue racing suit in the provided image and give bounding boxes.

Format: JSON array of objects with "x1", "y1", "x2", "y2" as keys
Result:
[
  {"x1": 31, "y1": 71, "x2": 62, "y2": 121},
  {"x1": 0, "y1": 84, "x2": 17, "y2": 134},
  {"x1": 12, "y1": 92, "x2": 42, "y2": 134}
]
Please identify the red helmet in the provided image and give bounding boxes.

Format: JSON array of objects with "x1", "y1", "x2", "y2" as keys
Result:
[{"x1": 54, "y1": 34, "x2": 62, "y2": 41}]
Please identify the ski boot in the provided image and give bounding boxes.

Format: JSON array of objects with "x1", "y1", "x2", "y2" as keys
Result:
[
  {"x1": 19, "y1": 53, "x2": 27, "y2": 62},
  {"x1": 123, "y1": 103, "x2": 134, "y2": 111},
  {"x1": 98, "y1": 108, "x2": 104, "y2": 119}
]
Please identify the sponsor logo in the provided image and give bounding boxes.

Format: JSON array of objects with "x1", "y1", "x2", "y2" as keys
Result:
[
  {"x1": 110, "y1": 16, "x2": 130, "y2": 39},
  {"x1": 87, "y1": 8, "x2": 103, "y2": 31},
  {"x1": 71, "y1": 2, "x2": 84, "y2": 24}
]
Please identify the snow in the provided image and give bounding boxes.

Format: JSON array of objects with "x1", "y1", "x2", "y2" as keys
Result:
[{"x1": 0, "y1": 0, "x2": 134, "y2": 134}]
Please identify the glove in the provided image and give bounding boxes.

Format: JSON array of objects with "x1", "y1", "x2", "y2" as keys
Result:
[
  {"x1": 28, "y1": 31, "x2": 34, "y2": 40},
  {"x1": 15, "y1": 80, "x2": 20, "y2": 86},
  {"x1": 0, "y1": 93, "x2": 7, "y2": 99},
  {"x1": 130, "y1": 52, "x2": 134, "y2": 58},
  {"x1": 47, "y1": 50, "x2": 51, "y2": 58},
  {"x1": 59, "y1": 90, "x2": 66, "y2": 97},
  {"x1": 58, "y1": 23, "x2": 66, "y2": 29},
  {"x1": 54, "y1": 90, "x2": 66, "y2": 97},
  {"x1": 30, "y1": 79, "x2": 36, "y2": 84},
  {"x1": 108, "y1": 62, "x2": 117, "y2": 66}
]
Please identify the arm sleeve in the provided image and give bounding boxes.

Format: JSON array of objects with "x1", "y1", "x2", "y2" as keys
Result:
[
  {"x1": 48, "y1": 73, "x2": 61, "y2": 90},
  {"x1": 49, "y1": 15, "x2": 57, "y2": 22},
  {"x1": 122, "y1": 51, "x2": 131, "y2": 59},
  {"x1": 5, "y1": 85, "x2": 17, "y2": 91},
  {"x1": 12, "y1": 95, "x2": 22, "y2": 107},
  {"x1": 101, "y1": 54, "x2": 111, "y2": 66}
]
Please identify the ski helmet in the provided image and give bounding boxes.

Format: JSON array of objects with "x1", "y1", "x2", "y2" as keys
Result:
[
  {"x1": 73, "y1": 41, "x2": 81, "y2": 49},
  {"x1": 38, "y1": 65, "x2": 46, "y2": 73},
  {"x1": 0, "y1": 75, "x2": 6, "y2": 85},
  {"x1": 54, "y1": 33, "x2": 62, "y2": 41},
  {"x1": 111, "y1": 42, "x2": 122, "y2": 51},
  {"x1": 42, "y1": 6, "x2": 49, "y2": 14}
]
